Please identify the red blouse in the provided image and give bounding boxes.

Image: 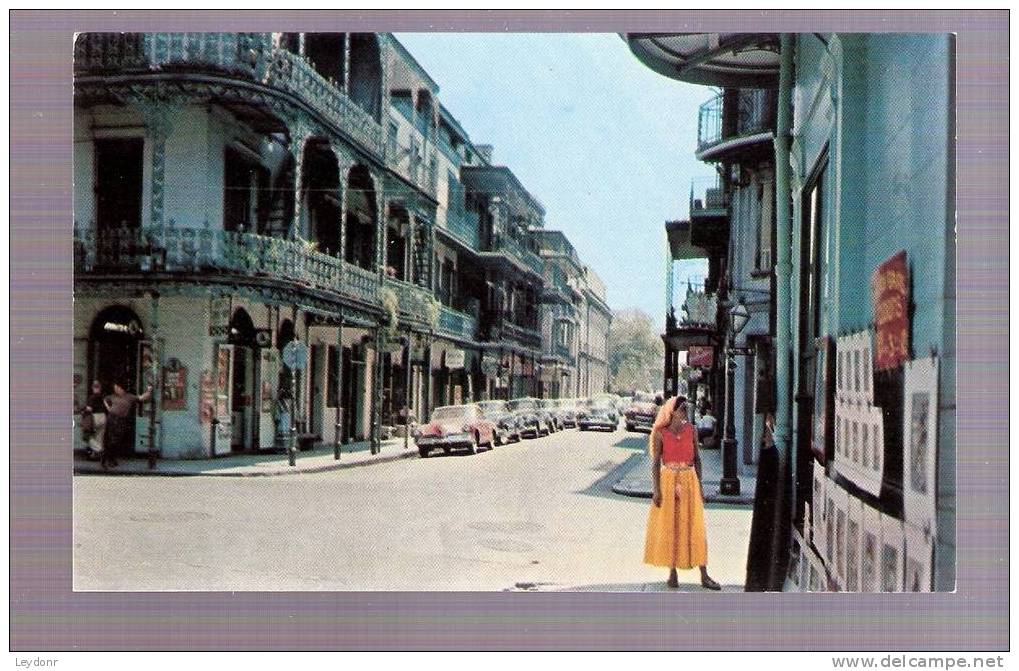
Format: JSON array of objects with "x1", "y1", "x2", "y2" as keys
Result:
[{"x1": 660, "y1": 423, "x2": 695, "y2": 463}]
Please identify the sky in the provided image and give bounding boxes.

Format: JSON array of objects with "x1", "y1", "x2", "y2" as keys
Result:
[{"x1": 396, "y1": 33, "x2": 713, "y2": 329}]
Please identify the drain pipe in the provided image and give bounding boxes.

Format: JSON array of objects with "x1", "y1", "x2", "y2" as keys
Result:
[
  {"x1": 768, "y1": 32, "x2": 796, "y2": 590},
  {"x1": 746, "y1": 32, "x2": 795, "y2": 591}
]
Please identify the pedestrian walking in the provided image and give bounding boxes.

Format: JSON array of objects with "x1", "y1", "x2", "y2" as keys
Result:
[
  {"x1": 81, "y1": 380, "x2": 107, "y2": 460},
  {"x1": 102, "y1": 380, "x2": 152, "y2": 470},
  {"x1": 643, "y1": 395, "x2": 721, "y2": 590}
]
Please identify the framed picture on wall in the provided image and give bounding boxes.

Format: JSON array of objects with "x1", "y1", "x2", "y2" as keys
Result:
[
  {"x1": 861, "y1": 503, "x2": 882, "y2": 592},
  {"x1": 903, "y1": 356, "x2": 939, "y2": 530},
  {"x1": 845, "y1": 494, "x2": 863, "y2": 592},
  {"x1": 880, "y1": 513, "x2": 905, "y2": 593},
  {"x1": 812, "y1": 336, "x2": 835, "y2": 463},
  {"x1": 904, "y1": 521, "x2": 934, "y2": 592}
]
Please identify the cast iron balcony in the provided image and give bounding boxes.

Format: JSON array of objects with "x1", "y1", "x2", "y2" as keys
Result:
[
  {"x1": 437, "y1": 305, "x2": 479, "y2": 341},
  {"x1": 73, "y1": 220, "x2": 381, "y2": 307},
  {"x1": 74, "y1": 33, "x2": 385, "y2": 161},
  {"x1": 696, "y1": 88, "x2": 777, "y2": 162}
]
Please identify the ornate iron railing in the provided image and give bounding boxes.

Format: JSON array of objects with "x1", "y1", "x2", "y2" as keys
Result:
[
  {"x1": 383, "y1": 276, "x2": 433, "y2": 318},
  {"x1": 74, "y1": 33, "x2": 385, "y2": 160},
  {"x1": 266, "y1": 48, "x2": 385, "y2": 159},
  {"x1": 74, "y1": 221, "x2": 380, "y2": 306},
  {"x1": 502, "y1": 320, "x2": 542, "y2": 348},
  {"x1": 736, "y1": 88, "x2": 777, "y2": 137},
  {"x1": 689, "y1": 176, "x2": 728, "y2": 216},
  {"x1": 74, "y1": 32, "x2": 269, "y2": 78},
  {"x1": 438, "y1": 305, "x2": 478, "y2": 341},
  {"x1": 441, "y1": 208, "x2": 481, "y2": 250},
  {"x1": 493, "y1": 234, "x2": 545, "y2": 276},
  {"x1": 697, "y1": 93, "x2": 724, "y2": 150}
]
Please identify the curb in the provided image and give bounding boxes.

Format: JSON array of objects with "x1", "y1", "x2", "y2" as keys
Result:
[{"x1": 73, "y1": 449, "x2": 419, "y2": 478}]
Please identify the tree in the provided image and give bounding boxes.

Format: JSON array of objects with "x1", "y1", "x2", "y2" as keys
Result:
[{"x1": 607, "y1": 309, "x2": 663, "y2": 394}]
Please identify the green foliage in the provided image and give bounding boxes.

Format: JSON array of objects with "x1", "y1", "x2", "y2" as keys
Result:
[
  {"x1": 607, "y1": 309, "x2": 663, "y2": 394},
  {"x1": 379, "y1": 287, "x2": 399, "y2": 339},
  {"x1": 423, "y1": 295, "x2": 441, "y2": 330}
]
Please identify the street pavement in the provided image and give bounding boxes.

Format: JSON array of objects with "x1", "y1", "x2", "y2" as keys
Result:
[
  {"x1": 612, "y1": 443, "x2": 757, "y2": 504},
  {"x1": 73, "y1": 424, "x2": 753, "y2": 591}
]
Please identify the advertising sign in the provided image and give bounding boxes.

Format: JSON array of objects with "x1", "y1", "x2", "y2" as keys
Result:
[
  {"x1": 161, "y1": 358, "x2": 187, "y2": 410},
  {"x1": 688, "y1": 345, "x2": 714, "y2": 368},
  {"x1": 872, "y1": 251, "x2": 909, "y2": 371}
]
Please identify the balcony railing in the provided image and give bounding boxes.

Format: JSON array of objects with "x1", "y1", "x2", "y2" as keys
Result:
[
  {"x1": 73, "y1": 221, "x2": 380, "y2": 306},
  {"x1": 438, "y1": 305, "x2": 478, "y2": 341},
  {"x1": 491, "y1": 234, "x2": 545, "y2": 276},
  {"x1": 441, "y1": 208, "x2": 481, "y2": 250},
  {"x1": 689, "y1": 176, "x2": 728, "y2": 217},
  {"x1": 267, "y1": 48, "x2": 385, "y2": 159},
  {"x1": 74, "y1": 32, "x2": 269, "y2": 78},
  {"x1": 384, "y1": 276, "x2": 433, "y2": 319},
  {"x1": 697, "y1": 88, "x2": 777, "y2": 155},
  {"x1": 697, "y1": 93, "x2": 724, "y2": 150},
  {"x1": 74, "y1": 33, "x2": 385, "y2": 161},
  {"x1": 502, "y1": 320, "x2": 542, "y2": 348}
]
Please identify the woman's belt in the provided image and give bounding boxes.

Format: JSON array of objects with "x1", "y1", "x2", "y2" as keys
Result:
[{"x1": 661, "y1": 461, "x2": 693, "y2": 471}]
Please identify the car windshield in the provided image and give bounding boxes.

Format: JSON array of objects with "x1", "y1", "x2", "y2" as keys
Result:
[
  {"x1": 588, "y1": 399, "x2": 613, "y2": 410},
  {"x1": 432, "y1": 406, "x2": 470, "y2": 421},
  {"x1": 477, "y1": 401, "x2": 506, "y2": 414},
  {"x1": 508, "y1": 399, "x2": 537, "y2": 412}
]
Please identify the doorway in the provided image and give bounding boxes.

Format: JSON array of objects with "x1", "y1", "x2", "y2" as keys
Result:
[
  {"x1": 228, "y1": 308, "x2": 258, "y2": 452},
  {"x1": 89, "y1": 305, "x2": 144, "y2": 459}
]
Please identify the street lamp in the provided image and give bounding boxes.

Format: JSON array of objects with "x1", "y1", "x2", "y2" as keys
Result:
[{"x1": 720, "y1": 296, "x2": 750, "y2": 496}]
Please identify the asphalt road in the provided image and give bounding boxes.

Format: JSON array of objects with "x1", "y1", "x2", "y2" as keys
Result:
[{"x1": 73, "y1": 424, "x2": 752, "y2": 591}]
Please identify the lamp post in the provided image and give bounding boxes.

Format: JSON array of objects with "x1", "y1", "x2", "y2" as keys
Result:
[{"x1": 720, "y1": 297, "x2": 750, "y2": 496}]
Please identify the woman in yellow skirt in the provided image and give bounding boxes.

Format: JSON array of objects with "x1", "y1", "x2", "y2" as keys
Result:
[{"x1": 643, "y1": 395, "x2": 721, "y2": 590}]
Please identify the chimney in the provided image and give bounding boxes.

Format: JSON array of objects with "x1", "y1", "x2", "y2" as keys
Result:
[{"x1": 475, "y1": 144, "x2": 494, "y2": 164}]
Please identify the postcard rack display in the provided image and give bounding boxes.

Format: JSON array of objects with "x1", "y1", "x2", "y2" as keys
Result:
[{"x1": 789, "y1": 329, "x2": 939, "y2": 592}]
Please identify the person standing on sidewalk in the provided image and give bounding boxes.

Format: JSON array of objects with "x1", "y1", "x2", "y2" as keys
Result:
[
  {"x1": 643, "y1": 395, "x2": 721, "y2": 590},
  {"x1": 102, "y1": 380, "x2": 152, "y2": 470},
  {"x1": 82, "y1": 380, "x2": 107, "y2": 460}
]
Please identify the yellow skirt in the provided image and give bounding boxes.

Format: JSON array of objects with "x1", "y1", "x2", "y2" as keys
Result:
[{"x1": 643, "y1": 466, "x2": 708, "y2": 569}]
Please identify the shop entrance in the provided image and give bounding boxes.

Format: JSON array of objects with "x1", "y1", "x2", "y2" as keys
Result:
[
  {"x1": 89, "y1": 305, "x2": 143, "y2": 458},
  {"x1": 227, "y1": 308, "x2": 258, "y2": 452}
]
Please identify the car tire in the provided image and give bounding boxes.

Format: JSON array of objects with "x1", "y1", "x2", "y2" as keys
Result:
[
  {"x1": 418, "y1": 447, "x2": 430, "y2": 458},
  {"x1": 626, "y1": 423, "x2": 635, "y2": 432},
  {"x1": 442, "y1": 447, "x2": 451, "y2": 455}
]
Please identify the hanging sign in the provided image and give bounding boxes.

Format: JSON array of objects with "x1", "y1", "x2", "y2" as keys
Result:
[
  {"x1": 871, "y1": 251, "x2": 909, "y2": 371},
  {"x1": 161, "y1": 358, "x2": 188, "y2": 410},
  {"x1": 687, "y1": 345, "x2": 714, "y2": 368}
]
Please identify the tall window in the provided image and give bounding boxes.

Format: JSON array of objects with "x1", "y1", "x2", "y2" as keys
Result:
[
  {"x1": 755, "y1": 177, "x2": 774, "y2": 273},
  {"x1": 95, "y1": 138, "x2": 144, "y2": 231}
]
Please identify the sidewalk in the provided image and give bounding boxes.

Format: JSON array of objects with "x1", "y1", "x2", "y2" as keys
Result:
[
  {"x1": 73, "y1": 437, "x2": 413, "y2": 477},
  {"x1": 612, "y1": 445, "x2": 757, "y2": 505}
]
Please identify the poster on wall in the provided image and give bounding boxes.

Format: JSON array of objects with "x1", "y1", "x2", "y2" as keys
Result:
[
  {"x1": 861, "y1": 503, "x2": 882, "y2": 593},
  {"x1": 880, "y1": 512, "x2": 905, "y2": 593},
  {"x1": 811, "y1": 336, "x2": 834, "y2": 464},
  {"x1": 833, "y1": 485, "x2": 849, "y2": 590},
  {"x1": 209, "y1": 294, "x2": 233, "y2": 337},
  {"x1": 199, "y1": 370, "x2": 214, "y2": 424},
  {"x1": 872, "y1": 250, "x2": 910, "y2": 371},
  {"x1": 836, "y1": 330, "x2": 874, "y2": 406},
  {"x1": 160, "y1": 358, "x2": 187, "y2": 410},
  {"x1": 834, "y1": 395, "x2": 884, "y2": 497},
  {"x1": 904, "y1": 521, "x2": 934, "y2": 592},
  {"x1": 812, "y1": 461, "x2": 827, "y2": 558},
  {"x1": 903, "y1": 356, "x2": 939, "y2": 530},
  {"x1": 845, "y1": 494, "x2": 863, "y2": 592}
]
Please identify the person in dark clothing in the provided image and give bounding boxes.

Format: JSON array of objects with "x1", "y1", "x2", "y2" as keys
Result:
[
  {"x1": 102, "y1": 380, "x2": 152, "y2": 470},
  {"x1": 81, "y1": 380, "x2": 107, "y2": 460}
]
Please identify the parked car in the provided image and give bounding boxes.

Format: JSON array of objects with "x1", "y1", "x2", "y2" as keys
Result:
[
  {"x1": 589, "y1": 394, "x2": 621, "y2": 424},
  {"x1": 508, "y1": 397, "x2": 550, "y2": 438},
  {"x1": 557, "y1": 398, "x2": 581, "y2": 428},
  {"x1": 538, "y1": 398, "x2": 566, "y2": 431},
  {"x1": 414, "y1": 404, "x2": 497, "y2": 457},
  {"x1": 624, "y1": 391, "x2": 658, "y2": 432},
  {"x1": 578, "y1": 398, "x2": 618, "y2": 431},
  {"x1": 476, "y1": 400, "x2": 522, "y2": 445}
]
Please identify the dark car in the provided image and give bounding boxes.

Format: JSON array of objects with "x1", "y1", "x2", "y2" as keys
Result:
[
  {"x1": 476, "y1": 400, "x2": 522, "y2": 445},
  {"x1": 508, "y1": 397, "x2": 550, "y2": 438},
  {"x1": 624, "y1": 391, "x2": 658, "y2": 432},
  {"x1": 578, "y1": 398, "x2": 618, "y2": 431},
  {"x1": 414, "y1": 404, "x2": 497, "y2": 457},
  {"x1": 538, "y1": 398, "x2": 566, "y2": 431}
]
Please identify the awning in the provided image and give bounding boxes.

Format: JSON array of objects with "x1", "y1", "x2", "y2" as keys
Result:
[{"x1": 624, "y1": 33, "x2": 780, "y2": 88}]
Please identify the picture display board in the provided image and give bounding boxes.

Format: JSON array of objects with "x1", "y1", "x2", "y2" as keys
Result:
[
  {"x1": 902, "y1": 356, "x2": 939, "y2": 531},
  {"x1": 834, "y1": 330, "x2": 884, "y2": 495}
]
